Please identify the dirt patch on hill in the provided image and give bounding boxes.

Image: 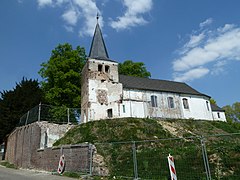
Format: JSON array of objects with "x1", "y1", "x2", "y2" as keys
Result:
[{"x1": 157, "y1": 120, "x2": 195, "y2": 138}]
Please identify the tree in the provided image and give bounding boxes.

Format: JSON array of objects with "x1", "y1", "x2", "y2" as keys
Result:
[
  {"x1": 0, "y1": 78, "x2": 44, "y2": 143},
  {"x1": 223, "y1": 102, "x2": 240, "y2": 123},
  {"x1": 39, "y1": 43, "x2": 86, "y2": 108},
  {"x1": 39, "y1": 45, "x2": 150, "y2": 107},
  {"x1": 119, "y1": 60, "x2": 151, "y2": 78},
  {"x1": 210, "y1": 98, "x2": 216, "y2": 105}
]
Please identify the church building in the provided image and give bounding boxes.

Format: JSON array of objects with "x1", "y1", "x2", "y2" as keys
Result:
[{"x1": 81, "y1": 20, "x2": 226, "y2": 123}]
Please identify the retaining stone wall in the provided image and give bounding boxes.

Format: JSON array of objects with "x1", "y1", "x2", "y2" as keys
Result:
[{"x1": 5, "y1": 122, "x2": 91, "y2": 173}]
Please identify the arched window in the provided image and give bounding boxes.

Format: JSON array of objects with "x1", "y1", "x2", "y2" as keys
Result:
[
  {"x1": 168, "y1": 97, "x2": 174, "y2": 108},
  {"x1": 151, "y1": 95, "x2": 158, "y2": 107},
  {"x1": 183, "y1": 98, "x2": 189, "y2": 109}
]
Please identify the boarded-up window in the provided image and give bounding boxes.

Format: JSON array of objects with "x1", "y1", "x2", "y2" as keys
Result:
[
  {"x1": 122, "y1": 105, "x2": 126, "y2": 113},
  {"x1": 44, "y1": 131, "x2": 48, "y2": 148},
  {"x1": 183, "y1": 98, "x2": 189, "y2": 109},
  {"x1": 151, "y1": 95, "x2": 158, "y2": 107},
  {"x1": 107, "y1": 109, "x2": 113, "y2": 118},
  {"x1": 168, "y1": 97, "x2": 174, "y2": 108}
]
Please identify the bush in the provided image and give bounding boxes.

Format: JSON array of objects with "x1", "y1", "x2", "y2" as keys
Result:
[{"x1": 0, "y1": 161, "x2": 17, "y2": 169}]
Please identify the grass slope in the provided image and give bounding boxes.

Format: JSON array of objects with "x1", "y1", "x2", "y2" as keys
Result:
[{"x1": 54, "y1": 118, "x2": 240, "y2": 179}]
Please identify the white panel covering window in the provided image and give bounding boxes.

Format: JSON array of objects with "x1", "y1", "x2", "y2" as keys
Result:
[{"x1": 151, "y1": 95, "x2": 158, "y2": 107}]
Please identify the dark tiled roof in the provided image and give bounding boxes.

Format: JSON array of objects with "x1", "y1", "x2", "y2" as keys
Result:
[
  {"x1": 119, "y1": 75, "x2": 210, "y2": 97},
  {"x1": 89, "y1": 23, "x2": 113, "y2": 61},
  {"x1": 211, "y1": 104, "x2": 225, "y2": 112}
]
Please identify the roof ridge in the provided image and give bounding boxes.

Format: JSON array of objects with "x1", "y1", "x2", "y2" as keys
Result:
[
  {"x1": 119, "y1": 74, "x2": 186, "y2": 84},
  {"x1": 119, "y1": 74, "x2": 209, "y2": 98}
]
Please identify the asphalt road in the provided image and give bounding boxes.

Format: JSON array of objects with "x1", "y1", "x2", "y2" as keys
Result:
[{"x1": 0, "y1": 166, "x2": 72, "y2": 180}]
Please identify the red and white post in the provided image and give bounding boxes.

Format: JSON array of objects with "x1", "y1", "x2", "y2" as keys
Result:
[
  {"x1": 58, "y1": 154, "x2": 65, "y2": 174},
  {"x1": 168, "y1": 154, "x2": 177, "y2": 180}
]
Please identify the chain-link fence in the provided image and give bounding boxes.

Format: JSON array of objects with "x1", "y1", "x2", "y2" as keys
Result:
[
  {"x1": 19, "y1": 104, "x2": 81, "y2": 126},
  {"x1": 92, "y1": 133, "x2": 240, "y2": 180}
]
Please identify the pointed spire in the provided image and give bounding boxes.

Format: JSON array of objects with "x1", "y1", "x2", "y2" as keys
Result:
[{"x1": 89, "y1": 14, "x2": 109, "y2": 60}]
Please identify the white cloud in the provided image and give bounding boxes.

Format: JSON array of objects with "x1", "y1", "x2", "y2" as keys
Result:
[
  {"x1": 174, "y1": 67, "x2": 209, "y2": 82},
  {"x1": 73, "y1": 0, "x2": 102, "y2": 37},
  {"x1": 186, "y1": 33, "x2": 205, "y2": 48},
  {"x1": 62, "y1": 8, "x2": 78, "y2": 26},
  {"x1": 173, "y1": 21, "x2": 240, "y2": 82},
  {"x1": 110, "y1": 0, "x2": 153, "y2": 30},
  {"x1": 36, "y1": 0, "x2": 101, "y2": 36},
  {"x1": 55, "y1": 0, "x2": 68, "y2": 6},
  {"x1": 64, "y1": 25, "x2": 74, "y2": 32},
  {"x1": 37, "y1": 0, "x2": 53, "y2": 7},
  {"x1": 37, "y1": 0, "x2": 68, "y2": 7},
  {"x1": 217, "y1": 24, "x2": 236, "y2": 33},
  {"x1": 200, "y1": 18, "x2": 213, "y2": 28},
  {"x1": 211, "y1": 60, "x2": 227, "y2": 75},
  {"x1": 36, "y1": 0, "x2": 153, "y2": 35}
]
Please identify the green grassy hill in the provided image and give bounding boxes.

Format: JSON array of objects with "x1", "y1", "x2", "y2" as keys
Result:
[{"x1": 54, "y1": 118, "x2": 240, "y2": 179}]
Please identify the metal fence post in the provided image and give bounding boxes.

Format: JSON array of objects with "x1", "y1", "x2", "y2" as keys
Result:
[
  {"x1": 201, "y1": 137, "x2": 212, "y2": 180},
  {"x1": 38, "y1": 103, "x2": 41, "y2": 122},
  {"x1": 67, "y1": 108, "x2": 70, "y2": 124},
  {"x1": 89, "y1": 144, "x2": 93, "y2": 176},
  {"x1": 132, "y1": 141, "x2": 138, "y2": 180},
  {"x1": 25, "y1": 111, "x2": 30, "y2": 125},
  {"x1": 60, "y1": 146, "x2": 63, "y2": 155}
]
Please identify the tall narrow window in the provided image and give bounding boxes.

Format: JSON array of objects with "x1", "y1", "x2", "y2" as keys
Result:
[
  {"x1": 122, "y1": 105, "x2": 126, "y2": 113},
  {"x1": 168, "y1": 97, "x2": 174, "y2": 108},
  {"x1": 151, "y1": 95, "x2": 158, "y2": 107},
  {"x1": 183, "y1": 98, "x2": 189, "y2": 109},
  {"x1": 98, "y1": 64, "x2": 103, "y2": 72},
  {"x1": 206, "y1": 101, "x2": 209, "y2": 111},
  {"x1": 105, "y1": 65, "x2": 110, "y2": 73},
  {"x1": 217, "y1": 112, "x2": 220, "y2": 118}
]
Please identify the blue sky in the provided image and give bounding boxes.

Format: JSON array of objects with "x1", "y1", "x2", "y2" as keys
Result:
[{"x1": 0, "y1": 0, "x2": 239, "y2": 107}]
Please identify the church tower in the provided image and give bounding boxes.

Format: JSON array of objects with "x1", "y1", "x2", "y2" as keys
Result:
[{"x1": 81, "y1": 17, "x2": 123, "y2": 123}]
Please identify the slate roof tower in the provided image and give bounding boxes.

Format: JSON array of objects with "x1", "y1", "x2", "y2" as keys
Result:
[
  {"x1": 89, "y1": 22, "x2": 109, "y2": 60},
  {"x1": 81, "y1": 16, "x2": 122, "y2": 123}
]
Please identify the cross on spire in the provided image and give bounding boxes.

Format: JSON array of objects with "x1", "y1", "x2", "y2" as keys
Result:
[{"x1": 96, "y1": 12, "x2": 100, "y2": 22}]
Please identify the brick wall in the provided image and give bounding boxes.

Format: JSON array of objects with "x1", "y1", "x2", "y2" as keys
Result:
[
  {"x1": 35, "y1": 145, "x2": 91, "y2": 172},
  {"x1": 5, "y1": 122, "x2": 91, "y2": 173}
]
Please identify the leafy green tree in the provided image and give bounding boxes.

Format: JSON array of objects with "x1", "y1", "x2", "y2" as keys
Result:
[
  {"x1": 223, "y1": 102, "x2": 240, "y2": 123},
  {"x1": 0, "y1": 78, "x2": 44, "y2": 143},
  {"x1": 210, "y1": 98, "x2": 216, "y2": 105},
  {"x1": 39, "y1": 43, "x2": 86, "y2": 108},
  {"x1": 119, "y1": 60, "x2": 151, "y2": 78}
]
